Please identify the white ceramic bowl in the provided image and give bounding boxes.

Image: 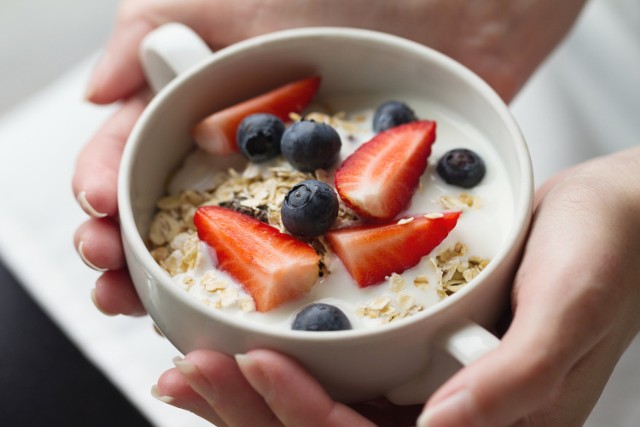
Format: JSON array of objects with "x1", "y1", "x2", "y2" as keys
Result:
[{"x1": 118, "y1": 24, "x2": 533, "y2": 404}]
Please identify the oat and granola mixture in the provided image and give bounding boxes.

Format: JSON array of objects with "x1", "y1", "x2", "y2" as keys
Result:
[
  {"x1": 148, "y1": 161, "x2": 359, "y2": 272},
  {"x1": 355, "y1": 243, "x2": 490, "y2": 324},
  {"x1": 147, "y1": 111, "x2": 492, "y2": 325}
]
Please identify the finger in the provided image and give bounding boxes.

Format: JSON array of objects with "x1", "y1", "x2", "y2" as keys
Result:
[
  {"x1": 153, "y1": 365, "x2": 226, "y2": 426},
  {"x1": 522, "y1": 331, "x2": 631, "y2": 426},
  {"x1": 416, "y1": 333, "x2": 577, "y2": 427},
  {"x1": 417, "y1": 188, "x2": 620, "y2": 427},
  {"x1": 236, "y1": 349, "x2": 375, "y2": 427},
  {"x1": 172, "y1": 350, "x2": 284, "y2": 427},
  {"x1": 85, "y1": 0, "x2": 226, "y2": 104},
  {"x1": 72, "y1": 93, "x2": 148, "y2": 218},
  {"x1": 86, "y1": 16, "x2": 153, "y2": 104},
  {"x1": 74, "y1": 218, "x2": 125, "y2": 271},
  {"x1": 93, "y1": 269, "x2": 146, "y2": 316}
]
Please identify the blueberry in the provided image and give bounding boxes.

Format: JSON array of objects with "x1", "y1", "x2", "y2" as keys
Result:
[
  {"x1": 292, "y1": 303, "x2": 352, "y2": 331},
  {"x1": 437, "y1": 148, "x2": 486, "y2": 188},
  {"x1": 372, "y1": 101, "x2": 418, "y2": 133},
  {"x1": 281, "y1": 120, "x2": 342, "y2": 172},
  {"x1": 237, "y1": 113, "x2": 285, "y2": 162},
  {"x1": 282, "y1": 180, "x2": 339, "y2": 238}
]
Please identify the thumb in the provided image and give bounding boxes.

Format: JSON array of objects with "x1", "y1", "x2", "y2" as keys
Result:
[
  {"x1": 416, "y1": 329, "x2": 564, "y2": 427},
  {"x1": 418, "y1": 266, "x2": 608, "y2": 427},
  {"x1": 416, "y1": 192, "x2": 618, "y2": 426}
]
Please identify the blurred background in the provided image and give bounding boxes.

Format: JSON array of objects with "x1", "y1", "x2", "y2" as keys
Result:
[
  {"x1": 0, "y1": 1, "x2": 178, "y2": 426},
  {"x1": 0, "y1": 0, "x2": 638, "y2": 426},
  {"x1": 0, "y1": 0, "x2": 118, "y2": 115}
]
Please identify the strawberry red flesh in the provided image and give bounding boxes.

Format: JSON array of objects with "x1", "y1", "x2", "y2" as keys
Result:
[
  {"x1": 325, "y1": 212, "x2": 460, "y2": 287},
  {"x1": 194, "y1": 206, "x2": 320, "y2": 312},
  {"x1": 192, "y1": 76, "x2": 321, "y2": 155},
  {"x1": 335, "y1": 120, "x2": 436, "y2": 221}
]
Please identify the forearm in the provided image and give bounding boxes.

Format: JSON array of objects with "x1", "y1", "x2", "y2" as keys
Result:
[
  {"x1": 228, "y1": 0, "x2": 588, "y2": 101},
  {"x1": 428, "y1": 0, "x2": 588, "y2": 102},
  {"x1": 102, "y1": 0, "x2": 587, "y2": 104}
]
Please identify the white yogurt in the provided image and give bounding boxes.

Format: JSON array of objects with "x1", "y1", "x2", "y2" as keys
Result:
[{"x1": 160, "y1": 95, "x2": 514, "y2": 331}]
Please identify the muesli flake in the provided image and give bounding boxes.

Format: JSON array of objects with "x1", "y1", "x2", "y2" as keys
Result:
[
  {"x1": 431, "y1": 242, "x2": 490, "y2": 298},
  {"x1": 413, "y1": 275, "x2": 430, "y2": 290},
  {"x1": 148, "y1": 128, "x2": 365, "y2": 311},
  {"x1": 356, "y1": 292, "x2": 424, "y2": 324},
  {"x1": 438, "y1": 193, "x2": 483, "y2": 210}
]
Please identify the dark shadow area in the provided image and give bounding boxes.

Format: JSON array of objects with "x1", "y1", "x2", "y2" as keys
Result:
[{"x1": 0, "y1": 260, "x2": 153, "y2": 427}]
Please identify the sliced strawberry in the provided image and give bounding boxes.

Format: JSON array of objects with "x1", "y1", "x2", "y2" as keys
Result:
[
  {"x1": 335, "y1": 120, "x2": 436, "y2": 221},
  {"x1": 194, "y1": 206, "x2": 320, "y2": 312},
  {"x1": 325, "y1": 212, "x2": 460, "y2": 287},
  {"x1": 192, "y1": 76, "x2": 321, "y2": 155}
]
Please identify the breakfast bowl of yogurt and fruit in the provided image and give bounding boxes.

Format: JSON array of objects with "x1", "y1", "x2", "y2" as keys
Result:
[{"x1": 118, "y1": 24, "x2": 533, "y2": 404}]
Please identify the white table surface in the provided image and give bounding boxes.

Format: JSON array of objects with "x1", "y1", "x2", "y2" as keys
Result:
[{"x1": 0, "y1": 0, "x2": 638, "y2": 426}]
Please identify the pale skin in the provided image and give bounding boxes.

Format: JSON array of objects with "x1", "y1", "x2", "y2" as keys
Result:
[{"x1": 72, "y1": 1, "x2": 640, "y2": 425}]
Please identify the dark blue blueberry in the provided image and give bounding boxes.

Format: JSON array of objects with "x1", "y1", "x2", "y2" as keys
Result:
[
  {"x1": 281, "y1": 120, "x2": 342, "y2": 172},
  {"x1": 282, "y1": 180, "x2": 339, "y2": 238},
  {"x1": 437, "y1": 148, "x2": 486, "y2": 188},
  {"x1": 372, "y1": 101, "x2": 418, "y2": 133},
  {"x1": 291, "y1": 303, "x2": 352, "y2": 331},
  {"x1": 236, "y1": 113, "x2": 285, "y2": 162}
]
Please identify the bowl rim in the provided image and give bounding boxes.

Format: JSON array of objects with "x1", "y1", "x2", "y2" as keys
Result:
[{"x1": 118, "y1": 26, "x2": 533, "y2": 343}]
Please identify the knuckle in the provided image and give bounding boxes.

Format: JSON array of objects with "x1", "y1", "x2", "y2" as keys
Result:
[
  {"x1": 117, "y1": 0, "x2": 142, "y2": 20},
  {"x1": 514, "y1": 350, "x2": 564, "y2": 402}
]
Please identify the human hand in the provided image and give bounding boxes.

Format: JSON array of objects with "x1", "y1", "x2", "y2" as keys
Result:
[
  {"x1": 73, "y1": 0, "x2": 610, "y2": 424},
  {"x1": 415, "y1": 147, "x2": 640, "y2": 426},
  {"x1": 85, "y1": 0, "x2": 587, "y2": 105},
  {"x1": 152, "y1": 147, "x2": 640, "y2": 427},
  {"x1": 153, "y1": 349, "x2": 422, "y2": 427},
  {"x1": 72, "y1": 93, "x2": 149, "y2": 315}
]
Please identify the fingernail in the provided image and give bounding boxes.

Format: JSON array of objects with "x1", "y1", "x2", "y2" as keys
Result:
[
  {"x1": 85, "y1": 85, "x2": 97, "y2": 102},
  {"x1": 235, "y1": 353, "x2": 271, "y2": 398},
  {"x1": 173, "y1": 357, "x2": 216, "y2": 402},
  {"x1": 85, "y1": 52, "x2": 109, "y2": 101},
  {"x1": 151, "y1": 384, "x2": 175, "y2": 404},
  {"x1": 77, "y1": 191, "x2": 107, "y2": 218},
  {"x1": 417, "y1": 390, "x2": 479, "y2": 427},
  {"x1": 173, "y1": 357, "x2": 197, "y2": 375},
  {"x1": 91, "y1": 289, "x2": 116, "y2": 316},
  {"x1": 151, "y1": 384, "x2": 205, "y2": 415},
  {"x1": 77, "y1": 240, "x2": 108, "y2": 272}
]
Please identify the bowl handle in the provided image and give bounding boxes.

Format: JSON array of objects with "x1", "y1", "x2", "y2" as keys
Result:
[
  {"x1": 386, "y1": 320, "x2": 499, "y2": 405},
  {"x1": 436, "y1": 319, "x2": 500, "y2": 365},
  {"x1": 139, "y1": 23, "x2": 212, "y2": 93}
]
